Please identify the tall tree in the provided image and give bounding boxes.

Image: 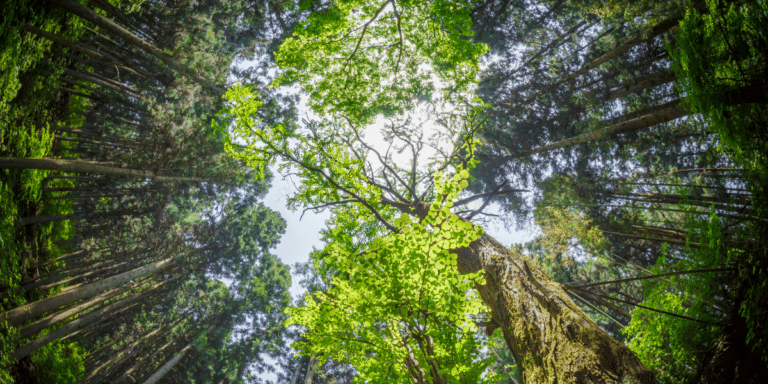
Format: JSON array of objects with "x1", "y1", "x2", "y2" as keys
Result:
[{"x1": 217, "y1": 82, "x2": 655, "y2": 382}]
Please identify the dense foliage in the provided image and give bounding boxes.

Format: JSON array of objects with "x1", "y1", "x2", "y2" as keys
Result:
[{"x1": 2, "y1": 0, "x2": 768, "y2": 383}]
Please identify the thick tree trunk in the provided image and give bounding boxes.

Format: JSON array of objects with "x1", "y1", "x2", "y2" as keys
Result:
[{"x1": 454, "y1": 233, "x2": 656, "y2": 383}]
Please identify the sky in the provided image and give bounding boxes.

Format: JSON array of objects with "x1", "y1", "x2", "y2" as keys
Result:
[
  {"x1": 262, "y1": 158, "x2": 538, "y2": 301},
  {"x1": 234, "y1": 41, "x2": 540, "y2": 382}
]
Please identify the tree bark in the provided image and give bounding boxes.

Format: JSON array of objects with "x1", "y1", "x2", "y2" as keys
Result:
[
  {"x1": 11, "y1": 293, "x2": 142, "y2": 361},
  {"x1": 0, "y1": 157, "x2": 202, "y2": 182},
  {"x1": 454, "y1": 234, "x2": 656, "y2": 383},
  {"x1": 1, "y1": 247, "x2": 205, "y2": 326},
  {"x1": 49, "y1": 0, "x2": 225, "y2": 94},
  {"x1": 141, "y1": 343, "x2": 193, "y2": 384}
]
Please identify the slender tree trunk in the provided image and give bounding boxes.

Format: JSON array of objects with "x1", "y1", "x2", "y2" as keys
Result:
[
  {"x1": 49, "y1": 0, "x2": 225, "y2": 94},
  {"x1": 19, "y1": 207, "x2": 148, "y2": 226},
  {"x1": 0, "y1": 157, "x2": 202, "y2": 182},
  {"x1": 62, "y1": 67, "x2": 141, "y2": 97},
  {"x1": 141, "y1": 343, "x2": 194, "y2": 384},
  {"x1": 604, "y1": 71, "x2": 677, "y2": 101},
  {"x1": 24, "y1": 254, "x2": 153, "y2": 293},
  {"x1": 82, "y1": 306, "x2": 184, "y2": 383},
  {"x1": 500, "y1": 99, "x2": 686, "y2": 161},
  {"x1": 21, "y1": 23, "x2": 125, "y2": 65},
  {"x1": 1, "y1": 247, "x2": 206, "y2": 326},
  {"x1": 115, "y1": 337, "x2": 175, "y2": 384},
  {"x1": 11, "y1": 293, "x2": 143, "y2": 361},
  {"x1": 54, "y1": 134, "x2": 137, "y2": 150},
  {"x1": 520, "y1": 20, "x2": 593, "y2": 70},
  {"x1": 18, "y1": 276, "x2": 150, "y2": 339},
  {"x1": 87, "y1": 0, "x2": 156, "y2": 41},
  {"x1": 556, "y1": 14, "x2": 682, "y2": 85},
  {"x1": 499, "y1": 83, "x2": 767, "y2": 163}
]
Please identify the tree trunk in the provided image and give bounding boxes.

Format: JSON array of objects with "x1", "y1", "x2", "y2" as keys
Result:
[
  {"x1": 0, "y1": 157, "x2": 202, "y2": 182},
  {"x1": 556, "y1": 14, "x2": 682, "y2": 85},
  {"x1": 520, "y1": 20, "x2": 592, "y2": 70},
  {"x1": 11, "y1": 292, "x2": 143, "y2": 361},
  {"x1": 1, "y1": 247, "x2": 206, "y2": 326},
  {"x1": 114, "y1": 337, "x2": 176, "y2": 384},
  {"x1": 302, "y1": 354, "x2": 319, "y2": 384},
  {"x1": 19, "y1": 207, "x2": 148, "y2": 226},
  {"x1": 498, "y1": 82, "x2": 766, "y2": 163},
  {"x1": 49, "y1": 0, "x2": 225, "y2": 94},
  {"x1": 501, "y1": 99, "x2": 686, "y2": 161},
  {"x1": 62, "y1": 67, "x2": 141, "y2": 97},
  {"x1": 141, "y1": 343, "x2": 193, "y2": 384},
  {"x1": 21, "y1": 23, "x2": 125, "y2": 66},
  {"x1": 604, "y1": 71, "x2": 677, "y2": 101},
  {"x1": 454, "y1": 233, "x2": 655, "y2": 383},
  {"x1": 18, "y1": 276, "x2": 148, "y2": 339}
]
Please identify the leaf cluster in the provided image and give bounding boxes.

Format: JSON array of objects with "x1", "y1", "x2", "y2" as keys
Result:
[{"x1": 285, "y1": 168, "x2": 496, "y2": 383}]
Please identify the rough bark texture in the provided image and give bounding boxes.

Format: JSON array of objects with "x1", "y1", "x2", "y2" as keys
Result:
[{"x1": 454, "y1": 234, "x2": 656, "y2": 384}]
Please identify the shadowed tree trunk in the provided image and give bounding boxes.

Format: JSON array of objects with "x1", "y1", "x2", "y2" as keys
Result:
[
  {"x1": 48, "y1": 0, "x2": 225, "y2": 94},
  {"x1": 1, "y1": 247, "x2": 208, "y2": 326},
  {"x1": 141, "y1": 343, "x2": 194, "y2": 384},
  {"x1": 0, "y1": 157, "x2": 202, "y2": 182},
  {"x1": 11, "y1": 291, "x2": 144, "y2": 361}
]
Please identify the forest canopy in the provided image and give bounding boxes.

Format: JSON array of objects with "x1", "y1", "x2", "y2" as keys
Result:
[{"x1": 1, "y1": 0, "x2": 768, "y2": 383}]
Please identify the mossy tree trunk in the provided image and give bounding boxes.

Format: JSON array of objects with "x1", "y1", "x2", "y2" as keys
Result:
[{"x1": 455, "y1": 234, "x2": 656, "y2": 384}]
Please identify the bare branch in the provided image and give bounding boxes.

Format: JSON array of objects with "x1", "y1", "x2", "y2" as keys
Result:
[
  {"x1": 345, "y1": 1, "x2": 393, "y2": 65},
  {"x1": 454, "y1": 186, "x2": 527, "y2": 207},
  {"x1": 340, "y1": 115, "x2": 416, "y2": 201},
  {"x1": 301, "y1": 200, "x2": 357, "y2": 220},
  {"x1": 566, "y1": 268, "x2": 735, "y2": 289},
  {"x1": 391, "y1": 0, "x2": 404, "y2": 72}
]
